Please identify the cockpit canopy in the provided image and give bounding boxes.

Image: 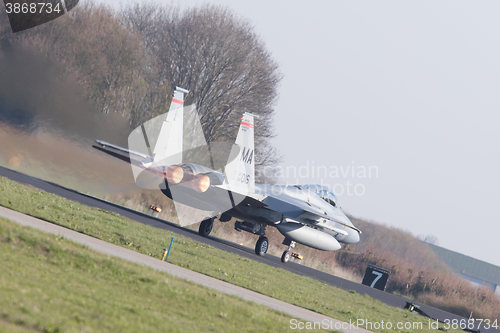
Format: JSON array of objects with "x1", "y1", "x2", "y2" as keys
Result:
[
  {"x1": 303, "y1": 185, "x2": 337, "y2": 207},
  {"x1": 319, "y1": 188, "x2": 337, "y2": 207}
]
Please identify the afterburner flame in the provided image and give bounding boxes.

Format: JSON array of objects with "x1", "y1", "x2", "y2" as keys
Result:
[
  {"x1": 194, "y1": 174, "x2": 211, "y2": 193},
  {"x1": 165, "y1": 165, "x2": 184, "y2": 184}
]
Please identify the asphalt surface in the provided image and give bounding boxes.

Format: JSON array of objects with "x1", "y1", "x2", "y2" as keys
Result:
[{"x1": 1, "y1": 165, "x2": 497, "y2": 333}]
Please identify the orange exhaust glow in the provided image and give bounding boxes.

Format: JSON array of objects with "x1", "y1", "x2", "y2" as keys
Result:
[
  {"x1": 195, "y1": 175, "x2": 211, "y2": 193},
  {"x1": 165, "y1": 165, "x2": 184, "y2": 184}
]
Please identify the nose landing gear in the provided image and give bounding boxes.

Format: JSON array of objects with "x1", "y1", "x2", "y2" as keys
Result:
[{"x1": 281, "y1": 239, "x2": 303, "y2": 263}]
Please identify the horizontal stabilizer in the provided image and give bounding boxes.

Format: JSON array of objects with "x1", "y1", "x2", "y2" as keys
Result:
[{"x1": 95, "y1": 140, "x2": 149, "y2": 159}]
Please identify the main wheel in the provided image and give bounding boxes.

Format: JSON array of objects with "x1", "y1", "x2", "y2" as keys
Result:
[
  {"x1": 255, "y1": 236, "x2": 269, "y2": 256},
  {"x1": 281, "y1": 250, "x2": 291, "y2": 263},
  {"x1": 199, "y1": 218, "x2": 214, "y2": 237}
]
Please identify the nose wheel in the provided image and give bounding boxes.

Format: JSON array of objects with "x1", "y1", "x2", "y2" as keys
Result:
[
  {"x1": 281, "y1": 250, "x2": 291, "y2": 263},
  {"x1": 281, "y1": 240, "x2": 302, "y2": 263}
]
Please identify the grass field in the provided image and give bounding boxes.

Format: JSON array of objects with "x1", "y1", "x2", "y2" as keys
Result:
[
  {"x1": 0, "y1": 176, "x2": 464, "y2": 332},
  {"x1": 0, "y1": 217, "x2": 321, "y2": 333}
]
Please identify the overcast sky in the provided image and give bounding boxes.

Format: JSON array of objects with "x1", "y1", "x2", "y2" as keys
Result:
[{"x1": 107, "y1": 0, "x2": 500, "y2": 267}]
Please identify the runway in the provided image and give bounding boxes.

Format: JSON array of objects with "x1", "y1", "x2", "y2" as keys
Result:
[{"x1": 0, "y1": 165, "x2": 496, "y2": 332}]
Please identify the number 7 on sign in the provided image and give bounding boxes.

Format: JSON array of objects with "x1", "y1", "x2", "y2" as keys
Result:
[{"x1": 370, "y1": 271, "x2": 383, "y2": 288}]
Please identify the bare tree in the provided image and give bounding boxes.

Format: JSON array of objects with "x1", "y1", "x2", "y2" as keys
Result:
[
  {"x1": 6, "y1": 1, "x2": 163, "y2": 125},
  {"x1": 122, "y1": 3, "x2": 283, "y2": 176},
  {"x1": 1, "y1": 1, "x2": 283, "y2": 178}
]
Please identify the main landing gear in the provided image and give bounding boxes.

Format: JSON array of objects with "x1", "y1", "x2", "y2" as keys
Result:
[
  {"x1": 198, "y1": 217, "x2": 214, "y2": 237},
  {"x1": 199, "y1": 213, "x2": 232, "y2": 237},
  {"x1": 199, "y1": 217, "x2": 270, "y2": 257},
  {"x1": 255, "y1": 236, "x2": 269, "y2": 256},
  {"x1": 281, "y1": 240, "x2": 303, "y2": 263},
  {"x1": 234, "y1": 221, "x2": 269, "y2": 256}
]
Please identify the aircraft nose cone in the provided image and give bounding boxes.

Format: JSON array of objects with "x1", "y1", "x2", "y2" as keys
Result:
[
  {"x1": 341, "y1": 215, "x2": 360, "y2": 244},
  {"x1": 343, "y1": 225, "x2": 360, "y2": 244},
  {"x1": 351, "y1": 230, "x2": 360, "y2": 244}
]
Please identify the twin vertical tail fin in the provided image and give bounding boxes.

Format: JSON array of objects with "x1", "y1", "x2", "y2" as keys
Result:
[
  {"x1": 223, "y1": 113, "x2": 256, "y2": 195},
  {"x1": 152, "y1": 87, "x2": 189, "y2": 164}
]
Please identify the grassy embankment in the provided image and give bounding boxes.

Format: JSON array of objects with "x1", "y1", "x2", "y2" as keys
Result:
[
  {"x1": 0, "y1": 217, "x2": 325, "y2": 333},
  {"x1": 111, "y1": 185, "x2": 500, "y2": 323},
  {"x1": 0, "y1": 176, "x2": 463, "y2": 333}
]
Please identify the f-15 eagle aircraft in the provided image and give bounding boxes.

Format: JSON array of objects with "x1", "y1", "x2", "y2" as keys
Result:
[{"x1": 95, "y1": 87, "x2": 360, "y2": 262}]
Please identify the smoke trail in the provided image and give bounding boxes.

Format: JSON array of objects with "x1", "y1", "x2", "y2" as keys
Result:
[
  {"x1": 0, "y1": 44, "x2": 131, "y2": 146},
  {"x1": 0, "y1": 44, "x2": 136, "y2": 194}
]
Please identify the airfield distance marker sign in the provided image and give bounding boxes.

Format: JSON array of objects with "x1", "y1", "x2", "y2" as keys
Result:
[{"x1": 362, "y1": 264, "x2": 391, "y2": 291}]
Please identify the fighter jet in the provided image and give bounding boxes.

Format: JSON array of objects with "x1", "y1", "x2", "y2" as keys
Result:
[{"x1": 95, "y1": 87, "x2": 361, "y2": 262}]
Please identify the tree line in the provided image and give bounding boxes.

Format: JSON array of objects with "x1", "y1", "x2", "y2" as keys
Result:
[{"x1": 0, "y1": 1, "x2": 282, "y2": 174}]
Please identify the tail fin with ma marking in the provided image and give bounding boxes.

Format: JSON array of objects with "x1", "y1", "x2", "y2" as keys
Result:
[{"x1": 223, "y1": 113, "x2": 255, "y2": 195}]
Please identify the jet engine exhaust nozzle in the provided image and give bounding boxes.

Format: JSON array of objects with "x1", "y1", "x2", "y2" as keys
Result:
[
  {"x1": 165, "y1": 165, "x2": 184, "y2": 184},
  {"x1": 190, "y1": 174, "x2": 211, "y2": 193},
  {"x1": 165, "y1": 165, "x2": 211, "y2": 193}
]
